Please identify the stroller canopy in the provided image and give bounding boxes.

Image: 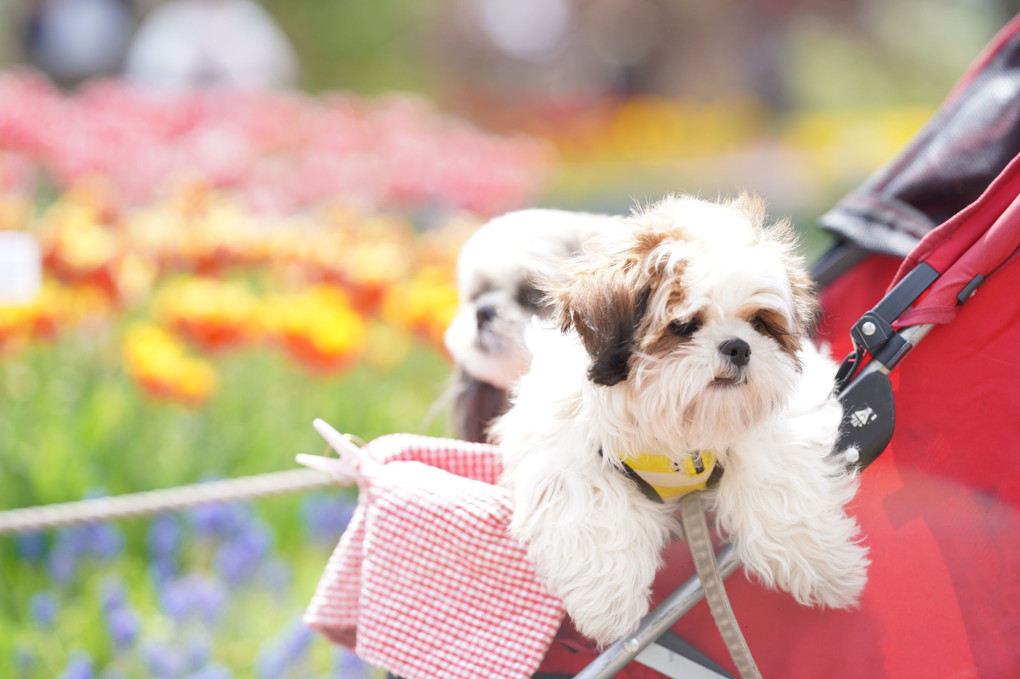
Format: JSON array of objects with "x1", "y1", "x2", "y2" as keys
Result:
[{"x1": 819, "y1": 12, "x2": 1020, "y2": 260}]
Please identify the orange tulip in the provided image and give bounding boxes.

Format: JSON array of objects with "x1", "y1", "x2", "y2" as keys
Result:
[
  {"x1": 262, "y1": 286, "x2": 366, "y2": 374},
  {"x1": 122, "y1": 323, "x2": 218, "y2": 406},
  {"x1": 379, "y1": 266, "x2": 458, "y2": 353},
  {"x1": 157, "y1": 278, "x2": 258, "y2": 352}
]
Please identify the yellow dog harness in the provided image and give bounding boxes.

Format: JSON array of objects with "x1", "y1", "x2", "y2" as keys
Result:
[{"x1": 619, "y1": 450, "x2": 718, "y2": 503}]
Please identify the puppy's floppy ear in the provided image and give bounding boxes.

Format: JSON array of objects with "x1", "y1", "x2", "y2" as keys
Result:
[
  {"x1": 449, "y1": 367, "x2": 510, "y2": 443},
  {"x1": 553, "y1": 265, "x2": 652, "y2": 387}
]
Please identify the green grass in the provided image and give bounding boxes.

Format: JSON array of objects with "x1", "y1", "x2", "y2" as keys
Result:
[{"x1": 0, "y1": 331, "x2": 451, "y2": 507}]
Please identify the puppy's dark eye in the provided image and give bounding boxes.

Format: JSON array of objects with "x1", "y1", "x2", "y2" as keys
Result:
[
  {"x1": 516, "y1": 283, "x2": 545, "y2": 310},
  {"x1": 469, "y1": 282, "x2": 495, "y2": 302},
  {"x1": 668, "y1": 318, "x2": 702, "y2": 338},
  {"x1": 751, "y1": 313, "x2": 786, "y2": 339}
]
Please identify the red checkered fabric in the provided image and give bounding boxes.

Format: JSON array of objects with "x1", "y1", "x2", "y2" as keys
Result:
[{"x1": 303, "y1": 434, "x2": 566, "y2": 679}]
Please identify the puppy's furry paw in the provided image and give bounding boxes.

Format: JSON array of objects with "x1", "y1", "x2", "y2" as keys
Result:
[
  {"x1": 716, "y1": 442, "x2": 871, "y2": 610},
  {"x1": 731, "y1": 499, "x2": 871, "y2": 610},
  {"x1": 552, "y1": 553, "x2": 655, "y2": 646},
  {"x1": 783, "y1": 537, "x2": 870, "y2": 609},
  {"x1": 516, "y1": 505, "x2": 667, "y2": 646},
  {"x1": 735, "y1": 528, "x2": 870, "y2": 610}
]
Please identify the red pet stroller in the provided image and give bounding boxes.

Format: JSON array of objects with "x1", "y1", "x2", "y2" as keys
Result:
[
  {"x1": 305, "y1": 16, "x2": 1020, "y2": 679},
  {"x1": 527, "y1": 14, "x2": 1020, "y2": 679}
]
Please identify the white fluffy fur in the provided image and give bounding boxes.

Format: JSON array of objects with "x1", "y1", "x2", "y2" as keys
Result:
[
  {"x1": 492, "y1": 196, "x2": 869, "y2": 645},
  {"x1": 445, "y1": 209, "x2": 621, "y2": 389}
]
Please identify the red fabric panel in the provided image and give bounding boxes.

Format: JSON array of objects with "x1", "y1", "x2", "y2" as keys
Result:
[
  {"x1": 899, "y1": 190, "x2": 1020, "y2": 326},
  {"x1": 816, "y1": 255, "x2": 903, "y2": 359}
]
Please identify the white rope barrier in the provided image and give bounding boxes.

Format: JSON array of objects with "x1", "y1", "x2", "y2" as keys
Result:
[{"x1": 0, "y1": 468, "x2": 336, "y2": 536}]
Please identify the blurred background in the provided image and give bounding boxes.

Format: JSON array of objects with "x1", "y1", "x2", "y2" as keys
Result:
[{"x1": 0, "y1": 1, "x2": 1011, "y2": 677}]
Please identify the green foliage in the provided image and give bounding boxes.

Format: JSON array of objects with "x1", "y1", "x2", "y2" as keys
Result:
[
  {"x1": 263, "y1": 0, "x2": 437, "y2": 94},
  {"x1": 0, "y1": 330, "x2": 451, "y2": 678}
]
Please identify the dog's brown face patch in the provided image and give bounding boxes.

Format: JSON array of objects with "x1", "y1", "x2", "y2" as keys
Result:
[
  {"x1": 745, "y1": 307, "x2": 801, "y2": 358},
  {"x1": 553, "y1": 221, "x2": 691, "y2": 386},
  {"x1": 636, "y1": 277, "x2": 703, "y2": 357},
  {"x1": 639, "y1": 316, "x2": 702, "y2": 358}
]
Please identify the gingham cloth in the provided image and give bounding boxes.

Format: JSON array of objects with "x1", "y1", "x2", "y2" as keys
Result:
[{"x1": 302, "y1": 434, "x2": 566, "y2": 679}]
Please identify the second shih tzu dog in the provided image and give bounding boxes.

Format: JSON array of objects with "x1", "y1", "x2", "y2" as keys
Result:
[
  {"x1": 492, "y1": 194, "x2": 870, "y2": 645},
  {"x1": 444, "y1": 209, "x2": 621, "y2": 442}
]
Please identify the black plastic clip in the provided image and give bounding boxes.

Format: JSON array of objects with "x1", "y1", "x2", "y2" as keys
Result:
[
  {"x1": 957, "y1": 274, "x2": 985, "y2": 305},
  {"x1": 843, "y1": 262, "x2": 940, "y2": 378},
  {"x1": 833, "y1": 347, "x2": 863, "y2": 393}
]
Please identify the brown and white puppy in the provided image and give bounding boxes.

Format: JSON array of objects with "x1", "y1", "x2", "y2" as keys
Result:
[
  {"x1": 492, "y1": 194, "x2": 869, "y2": 645},
  {"x1": 444, "y1": 208, "x2": 621, "y2": 442}
]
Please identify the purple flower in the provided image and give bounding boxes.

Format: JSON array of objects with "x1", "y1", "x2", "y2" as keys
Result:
[
  {"x1": 59, "y1": 651, "x2": 94, "y2": 679},
  {"x1": 259, "y1": 557, "x2": 291, "y2": 593},
  {"x1": 213, "y1": 520, "x2": 272, "y2": 585},
  {"x1": 159, "y1": 574, "x2": 228, "y2": 626},
  {"x1": 15, "y1": 532, "x2": 47, "y2": 562},
  {"x1": 279, "y1": 621, "x2": 312, "y2": 661},
  {"x1": 182, "y1": 632, "x2": 210, "y2": 671},
  {"x1": 46, "y1": 545, "x2": 78, "y2": 584},
  {"x1": 99, "y1": 575, "x2": 127, "y2": 613},
  {"x1": 99, "y1": 573, "x2": 139, "y2": 651},
  {"x1": 142, "y1": 641, "x2": 185, "y2": 679},
  {"x1": 46, "y1": 523, "x2": 124, "y2": 583},
  {"x1": 90, "y1": 524, "x2": 124, "y2": 560},
  {"x1": 333, "y1": 648, "x2": 369, "y2": 678},
  {"x1": 186, "y1": 664, "x2": 231, "y2": 679},
  {"x1": 148, "y1": 514, "x2": 183, "y2": 561},
  {"x1": 47, "y1": 526, "x2": 91, "y2": 583},
  {"x1": 55, "y1": 525, "x2": 93, "y2": 555},
  {"x1": 188, "y1": 502, "x2": 252, "y2": 539},
  {"x1": 255, "y1": 619, "x2": 313, "y2": 679},
  {"x1": 29, "y1": 591, "x2": 59, "y2": 628},
  {"x1": 147, "y1": 514, "x2": 183, "y2": 582},
  {"x1": 105, "y1": 606, "x2": 140, "y2": 650},
  {"x1": 254, "y1": 649, "x2": 288, "y2": 679},
  {"x1": 14, "y1": 645, "x2": 33, "y2": 674},
  {"x1": 148, "y1": 558, "x2": 177, "y2": 586},
  {"x1": 299, "y1": 492, "x2": 356, "y2": 545}
]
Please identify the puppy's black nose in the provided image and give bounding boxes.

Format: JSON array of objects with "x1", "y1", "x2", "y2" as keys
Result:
[
  {"x1": 476, "y1": 304, "x2": 497, "y2": 329},
  {"x1": 718, "y1": 338, "x2": 751, "y2": 367}
]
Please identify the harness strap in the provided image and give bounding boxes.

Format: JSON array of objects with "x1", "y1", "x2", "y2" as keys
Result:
[
  {"x1": 619, "y1": 459, "x2": 664, "y2": 504},
  {"x1": 602, "y1": 448, "x2": 722, "y2": 504},
  {"x1": 679, "y1": 492, "x2": 762, "y2": 679},
  {"x1": 597, "y1": 448, "x2": 664, "y2": 504}
]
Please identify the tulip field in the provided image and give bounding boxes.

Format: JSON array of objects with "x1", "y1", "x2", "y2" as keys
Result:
[{"x1": 0, "y1": 72, "x2": 552, "y2": 679}]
